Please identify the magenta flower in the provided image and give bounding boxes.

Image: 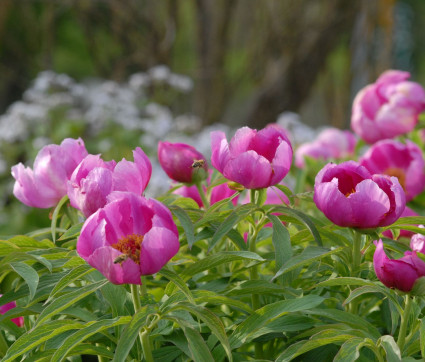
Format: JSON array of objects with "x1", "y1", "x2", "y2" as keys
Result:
[
  {"x1": 0, "y1": 297, "x2": 24, "y2": 327},
  {"x1": 211, "y1": 126, "x2": 293, "y2": 189},
  {"x1": 295, "y1": 142, "x2": 331, "y2": 169},
  {"x1": 382, "y1": 206, "x2": 419, "y2": 239},
  {"x1": 410, "y1": 225, "x2": 425, "y2": 254},
  {"x1": 374, "y1": 239, "x2": 425, "y2": 292},
  {"x1": 351, "y1": 70, "x2": 425, "y2": 144},
  {"x1": 67, "y1": 148, "x2": 152, "y2": 217},
  {"x1": 11, "y1": 138, "x2": 88, "y2": 208},
  {"x1": 360, "y1": 140, "x2": 425, "y2": 201},
  {"x1": 295, "y1": 128, "x2": 356, "y2": 169},
  {"x1": 173, "y1": 178, "x2": 239, "y2": 208},
  {"x1": 158, "y1": 142, "x2": 208, "y2": 183},
  {"x1": 314, "y1": 161, "x2": 406, "y2": 228},
  {"x1": 315, "y1": 128, "x2": 357, "y2": 159},
  {"x1": 77, "y1": 192, "x2": 179, "y2": 285}
]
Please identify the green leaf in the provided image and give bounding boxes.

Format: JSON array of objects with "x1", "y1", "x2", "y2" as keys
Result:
[
  {"x1": 183, "y1": 326, "x2": 215, "y2": 362},
  {"x1": 10, "y1": 262, "x2": 39, "y2": 300},
  {"x1": 379, "y1": 335, "x2": 401, "y2": 362},
  {"x1": 2, "y1": 320, "x2": 84, "y2": 362},
  {"x1": 269, "y1": 214, "x2": 292, "y2": 284},
  {"x1": 112, "y1": 306, "x2": 151, "y2": 362},
  {"x1": 230, "y1": 295, "x2": 323, "y2": 349},
  {"x1": 306, "y1": 309, "x2": 381, "y2": 341},
  {"x1": 57, "y1": 222, "x2": 83, "y2": 241},
  {"x1": 208, "y1": 203, "x2": 258, "y2": 252},
  {"x1": 389, "y1": 216, "x2": 425, "y2": 227},
  {"x1": 333, "y1": 337, "x2": 364, "y2": 362},
  {"x1": 169, "y1": 205, "x2": 196, "y2": 248},
  {"x1": 421, "y1": 318, "x2": 425, "y2": 359},
  {"x1": 51, "y1": 317, "x2": 131, "y2": 362},
  {"x1": 158, "y1": 268, "x2": 195, "y2": 304},
  {"x1": 35, "y1": 279, "x2": 109, "y2": 326},
  {"x1": 273, "y1": 246, "x2": 344, "y2": 280},
  {"x1": 169, "y1": 303, "x2": 232, "y2": 362},
  {"x1": 278, "y1": 329, "x2": 357, "y2": 361},
  {"x1": 267, "y1": 206, "x2": 323, "y2": 246},
  {"x1": 180, "y1": 251, "x2": 265, "y2": 281},
  {"x1": 46, "y1": 264, "x2": 95, "y2": 303},
  {"x1": 315, "y1": 277, "x2": 376, "y2": 289},
  {"x1": 226, "y1": 229, "x2": 248, "y2": 251},
  {"x1": 193, "y1": 290, "x2": 252, "y2": 314},
  {"x1": 344, "y1": 286, "x2": 403, "y2": 315},
  {"x1": 225, "y1": 280, "x2": 286, "y2": 297},
  {"x1": 51, "y1": 195, "x2": 69, "y2": 243},
  {"x1": 101, "y1": 283, "x2": 128, "y2": 317}
]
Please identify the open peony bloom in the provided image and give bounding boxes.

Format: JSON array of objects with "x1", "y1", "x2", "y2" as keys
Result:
[
  {"x1": 67, "y1": 148, "x2": 152, "y2": 217},
  {"x1": 374, "y1": 239, "x2": 425, "y2": 292},
  {"x1": 351, "y1": 70, "x2": 425, "y2": 144},
  {"x1": 158, "y1": 142, "x2": 208, "y2": 183},
  {"x1": 410, "y1": 225, "x2": 425, "y2": 254},
  {"x1": 359, "y1": 140, "x2": 425, "y2": 201},
  {"x1": 211, "y1": 126, "x2": 293, "y2": 189},
  {"x1": 295, "y1": 128, "x2": 356, "y2": 168},
  {"x1": 0, "y1": 297, "x2": 24, "y2": 327},
  {"x1": 77, "y1": 192, "x2": 179, "y2": 285},
  {"x1": 11, "y1": 138, "x2": 88, "y2": 208},
  {"x1": 314, "y1": 161, "x2": 406, "y2": 228}
]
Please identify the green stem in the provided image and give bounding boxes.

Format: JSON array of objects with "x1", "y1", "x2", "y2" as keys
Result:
[
  {"x1": 249, "y1": 189, "x2": 263, "y2": 359},
  {"x1": 352, "y1": 231, "x2": 362, "y2": 277},
  {"x1": 130, "y1": 281, "x2": 154, "y2": 362},
  {"x1": 397, "y1": 295, "x2": 412, "y2": 354},
  {"x1": 195, "y1": 181, "x2": 209, "y2": 208},
  {"x1": 0, "y1": 332, "x2": 8, "y2": 358}
]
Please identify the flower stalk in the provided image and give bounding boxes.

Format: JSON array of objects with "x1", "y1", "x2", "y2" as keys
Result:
[
  {"x1": 397, "y1": 295, "x2": 412, "y2": 353},
  {"x1": 131, "y1": 281, "x2": 154, "y2": 362}
]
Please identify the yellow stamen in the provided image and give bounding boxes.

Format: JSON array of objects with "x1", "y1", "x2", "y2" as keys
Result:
[{"x1": 111, "y1": 233, "x2": 144, "y2": 264}]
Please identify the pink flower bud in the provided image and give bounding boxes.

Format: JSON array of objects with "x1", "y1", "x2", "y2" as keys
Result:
[
  {"x1": 410, "y1": 225, "x2": 425, "y2": 254},
  {"x1": 158, "y1": 142, "x2": 208, "y2": 183},
  {"x1": 0, "y1": 296, "x2": 24, "y2": 327},
  {"x1": 374, "y1": 239, "x2": 425, "y2": 292}
]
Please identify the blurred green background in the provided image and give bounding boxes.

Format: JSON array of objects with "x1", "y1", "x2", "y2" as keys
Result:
[{"x1": 1, "y1": 0, "x2": 425, "y2": 235}]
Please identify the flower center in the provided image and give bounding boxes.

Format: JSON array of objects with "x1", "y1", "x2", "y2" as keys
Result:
[
  {"x1": 345, "y1": 188, "x2": 356, "y2": 197},
  {"x1": 384, "y1": 167, "x2": 406, "y2": 190},
  {"x1": 111, "y1": 233, "x2": 144, "y2": 264}
]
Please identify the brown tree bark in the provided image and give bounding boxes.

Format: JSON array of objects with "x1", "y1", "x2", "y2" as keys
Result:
[{"x1": 246, "y1": 1, "x2": 360, "y2": 129}]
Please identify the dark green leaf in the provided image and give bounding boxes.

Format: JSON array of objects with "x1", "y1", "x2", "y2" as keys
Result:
[
  {"x1": 10, "y1": 262, "x2": 39, "y2": 300},
  {"x1": 169, "y1": 205, "x2": 196, "y2": 248}
]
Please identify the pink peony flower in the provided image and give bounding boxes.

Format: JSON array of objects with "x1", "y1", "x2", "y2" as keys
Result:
[
  {"x1": 315, "y1": 128, "x2": 357, "y2": 159},
  {"x1": 0, "y1": 297, "x2": 24, "y2": 327},
  {"x1": 359, "y1": 140, "x2": 425, "y2": 201},
  {"x1": 11, "y1": 138, "x2": 88, "y2": 208},
  {"x1": 77, "y1": 192, "x2": 179, "y2": 285},
  {"x1": 351, "y1": 70, "x2": 425, "y2": 144},
  {"x1": 295, "y1": 128, "x2": 356, "y2": 169},
  {"x1": 295, "y1": 142, "x2": 331, "y2": 169},
  {"x1": 314, "y1": 161, "x2": 406, "y2": 228},
  {"x1": 158, "y1": 142, "x2": 208, "y2": 183},
  {"x1": 382, "y1": 206, "x2": 419, "y2": 239},
  {"x1": 211, "y1": 126, "x2": 293, "y2": 189},
  {"x1": 410, "y1": 225, "x2": 425, "y2": 254},
  {"x1": 67, "y1": 148, "x2": 152, "y2": 218},
  {"x1": 374, "y1": 239, "x2": 425, "y2": 292},
  {"x1": 173, "y1": 178, "x2": 239, "y2": 208}
]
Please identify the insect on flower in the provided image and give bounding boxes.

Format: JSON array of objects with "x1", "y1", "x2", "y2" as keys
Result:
[
  {"x1": 113, "y1": 253, "x2": 130, "y2": 265},
  {"x1": 191, "y1": 159, "x2": 205, "y2": 169}
]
